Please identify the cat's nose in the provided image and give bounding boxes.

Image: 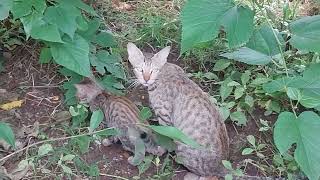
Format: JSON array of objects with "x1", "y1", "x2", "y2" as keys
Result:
[{"x1": 143, "y1": 73, "x2": 151, "y2": 81}]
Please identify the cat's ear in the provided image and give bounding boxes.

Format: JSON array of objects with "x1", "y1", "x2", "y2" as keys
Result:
[
  {"x1": 152, "y1": 46, "x2": 170, "y2": 67},
  {"x1": 127, "y1": 42, "x2": 144, "y2": 66}
]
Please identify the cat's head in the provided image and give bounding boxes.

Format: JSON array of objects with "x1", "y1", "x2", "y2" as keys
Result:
[
  {"x1": 127, "y1": 42, "x2": 170, "y2": 86},
  {"x1": 74, "y1": 78, "x2": 103, "y2": 104}
]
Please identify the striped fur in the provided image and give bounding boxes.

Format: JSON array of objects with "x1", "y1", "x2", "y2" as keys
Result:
[
  {"x1": 74, "y1": 78, "x2": 165, "y2": 165},
  {"x1": 127, "y1": 43, "x2": 229, "y2": 179}
]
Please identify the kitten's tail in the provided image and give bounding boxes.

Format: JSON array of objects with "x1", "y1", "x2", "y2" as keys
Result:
[{"x1": 184, "y1": 172, "x2": 285, "y2": 180}]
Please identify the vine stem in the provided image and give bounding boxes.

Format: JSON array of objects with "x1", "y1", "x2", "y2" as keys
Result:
[
  {"x1": 0, "y1": 128, "x2": 114, "y2": 163},
  {"x1": 254, "y1": 1, "x2": 298, "y2": 117}
]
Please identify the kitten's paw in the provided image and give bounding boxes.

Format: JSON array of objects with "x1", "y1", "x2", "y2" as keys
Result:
[
  {"x1": 102, "y1": 138, "x2": 114, "y2": 146},
  {"x1": 149, "y1": 146, "x2": 166, "y2": 156},
  {"x1": 127, "y1": 156, "x2": 135, "y2": 166}
]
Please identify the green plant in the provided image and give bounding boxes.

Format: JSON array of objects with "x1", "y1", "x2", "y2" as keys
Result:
[{"x1": 181, "y1": 0, "x2": 320, "y2": 179}]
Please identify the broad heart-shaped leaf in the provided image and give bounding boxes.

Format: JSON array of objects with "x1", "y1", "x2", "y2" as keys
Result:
[
  {"x1": 221, "y1": 47, "x2": 272, "y2": 65},
  {"x1": 181, "y1": 0, "x2": 234, "y2": 52},
  {"x1": 149, "y1": 125, "x2": 201, "y2": 148},
  {"x1": 263, "y1": 77, "x2": 294, "y2": 93},
  {"x1": 246, "y1": 24, "x2": 285, "y2": 56},
  {"x1": 220, "y1": 6, "x2": 254, "y2": 48},
  {"x1": 0, "y1": 122, "x2": 15, "y2": 148},
  {"x1": 44, "y1": 4, "x2": 80, "y2": 39},
  {"x1": 78, "y1": 18, "x2": 100, "y2": 41},
  {"x1": 274, "y1": 111, "x2": 320, "y2": 180},
  {"x1": 21, "y1": 12, "x2": 63, "y2": 43},
  {"x1": 50, "y1": 34, "x2": 91, "y2": 77},
  {"x1": 289, "y1": 15, "x2": 320, "y2": 53},
  {"x1": 98, "y1": 75, "x2": 125, "y2": 96},
  {"x1": 288, "y1": 64, "x2": 320, "y2": 108},
  {"x1": 31, "y1": 24, "x2": 62, "y2": 43},
  {"x1": 89, "y1": 109, "x2": 104, "y2": 133},
  {"x1": 57, "y1": 0, "x2": 97, "y2": 16},
  {"x1": 0, "y1": 0, "x2": 12, "y2": 20},
  {"x1": 94, "y1": 32, "x2": 118, "y2": 48},
  {"x1": 11, "y1": 0, "x2": 46, "y2": 19}
]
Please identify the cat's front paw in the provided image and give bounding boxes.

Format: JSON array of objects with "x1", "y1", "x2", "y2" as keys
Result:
[{"x1": 102, "y1": 138, "x2": 114, "y2": 146}]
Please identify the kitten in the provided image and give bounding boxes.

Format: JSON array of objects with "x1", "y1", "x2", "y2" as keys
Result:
[
  {"x1": 74, "y1": 78, "x2": 165, "y2": 165},
  {"x1": 127, "y1": 43, "x2": 282, "y2": 180}
]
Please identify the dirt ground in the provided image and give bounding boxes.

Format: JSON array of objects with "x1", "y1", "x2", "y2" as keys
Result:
[{"x1": 0, "y1": 44, "x2": 278, "y2": 180}]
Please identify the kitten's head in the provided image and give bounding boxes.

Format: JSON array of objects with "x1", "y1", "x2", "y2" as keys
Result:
[
  {"x1": 74, "y1": 78, "x2": 103, "y2": 104},
  {"x1": 127, "y1": 42, "x2": 170, "y2": 86}
]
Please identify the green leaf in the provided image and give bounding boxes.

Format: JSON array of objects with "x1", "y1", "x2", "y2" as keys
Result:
[
  {"x1": 59, "y1": 68, "x2": 83, "y2": 105},
  {"x1": 244, "y1": 95, "x2": 254, "y2": 108},
  {"x1": 11, "y1": 0, "x2": 46, "y2": 19},
  {"x1": 220, "y1": 6, "x2": 254, "y2": 48},
  {"x1": 222, "y1": 160, "x2": 233, "y2": 170},
  {"x1": 98, "y1": 75, "x2": 125, "y2": 95},
  {"x1": 246, "y1": 24, "x2": 285, "y2": 56},
  {"x1": 57, "y1": 0, "x2": 97, "y2": 16},
  {"x1": 286, "y1": 87, "x2": 301, "y2": 101},
  {"x1": 70, "y1": 105, "x2": 88, "y2": 128},
  {"x1": 38, "y1": 144, "x2": 53, "y2": 156},
  {"x1": 61, "y1": 154, "x2": 76, "y2": 161},
  {"x1": 90, "y1": 50, "x2": 125, "y2": 79},
  {"x1": 242, "y1": 148, "x2": 254, "y2": 155},
  {"x1": 154, "y1": 133, "x2": 176, "y2": 152},
  {"x1": 225, "y1": 174, "x2": 233, "y2": 180},
  {"x1": 181, "y1": 1, "x2": 254, "y2": 52},
  {"x1": 263, "y1": 77, "x2": 293, "y2": 93},
  {"x1": 287, "y1": 64, "x2": 320, "y2": 108},
  {"x1": 219, "y1": 106, "x2": 230, "y2": 121},
  {"x1": 0, "y1": 0, "x2": 12, "y2": 20},
  {"x1": 247, "y1": 135, "x2": 256, "y2": 146},
  {"x1": 20, "y1": 11, "x2": 43, "y2": 39},
  {"x1": 73, "y1": 135, "x2": 90, "y2": 154},
  {"x1": 61, "y1": 164, "x2": 73, "y2": 174},
  {"x1": 138, "y1": 156, "x2": 154, "y2": 175},
  {"x1": 94, "y1": 32, "x2": 117, "y2": 48},
  {"x1": 0, "y1": 122, "x2": 15, "y2": 148},
  {"x1": 250, "y1": 77, "x2": 270, "y2": 86},
  {"x1": 76, "y1": 15, "x2": 88, "y2": 31},
  {"x1": 241, "y1": 70, "x2": 251, "y2": 85},
  {"x1": 139, "y1": 107, "x2": 153, "y2": 122},
  {"x1": 230, "y1": 111, "x2": 247, "y2": 126},
  {"x1": 78, "y1": 18, "x2": 100, "y2": 41},
  {"x1": 39, "y1": 47, "x2": 52, "y2": 64},
  {"x1": 149, "y1": 125, "x2": 201, "y2": 148},
  {"x1": 220, "y1": 78, "x2": 233, "y2": 101},
  {"x1": 181, "y1": 0, "x2": 234, "y2": 52},
  {"x1": 95, "y1": 128, "x2": 119, "y2": 138},
  {"x1": 30, "y1": 21, "x2": 63, "y2": 43},
  {"x1": 50, "y1": 34, "x2": 91, "y2": 77},
  {"x1": 87, "y1": 164, "x2": 100, "y2": 177},
  {"x1": 213, "y1": 59, "x2": 231, "y2": 71},
  {"x1": 274, "y1": 111, "x2": 320, "y2": 180},
  {"x1": 234, "y1": 86, "x2": 244, "y2": 99},
  {"x1": 289, "y1": 15, "x2": 320, "y2": 53},
  {"x1": 89, "y1": 109, "x2": 104, "y2": 133},
  {"x1": 44, "y1": 5, "x2": 80, "y2": 39},
  {"x1": 203, "y1": 72, "x2": 218, "y2": 80},
  {"x1": 221, "y1": 47, "x2": 273, "y2": 65}
]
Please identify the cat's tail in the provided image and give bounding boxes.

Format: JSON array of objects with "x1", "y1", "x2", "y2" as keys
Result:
[{"x1": 183, "y1": 172, "x2": 285, "y2": 180}]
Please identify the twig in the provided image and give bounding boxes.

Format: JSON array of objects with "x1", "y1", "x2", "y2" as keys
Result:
[
  {"x1": 0, "y1": 128, "x2": 114, "y2": 163},
  {"x1": 99, "y1": 173, "x2": 130, "y2": 180}
]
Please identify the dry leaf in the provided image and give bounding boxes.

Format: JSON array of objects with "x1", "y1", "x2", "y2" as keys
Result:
[{"x1": 0, "y1": 100, "x2": 23, "y2": 110}]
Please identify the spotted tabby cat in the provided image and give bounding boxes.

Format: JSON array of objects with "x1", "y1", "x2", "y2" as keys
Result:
[
  {"x1": 74, "y1": 78, "x2": 165, "y2": 165},
  {"x1": 127, "y1": 43, "x2": 282, "y2": 180}
]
